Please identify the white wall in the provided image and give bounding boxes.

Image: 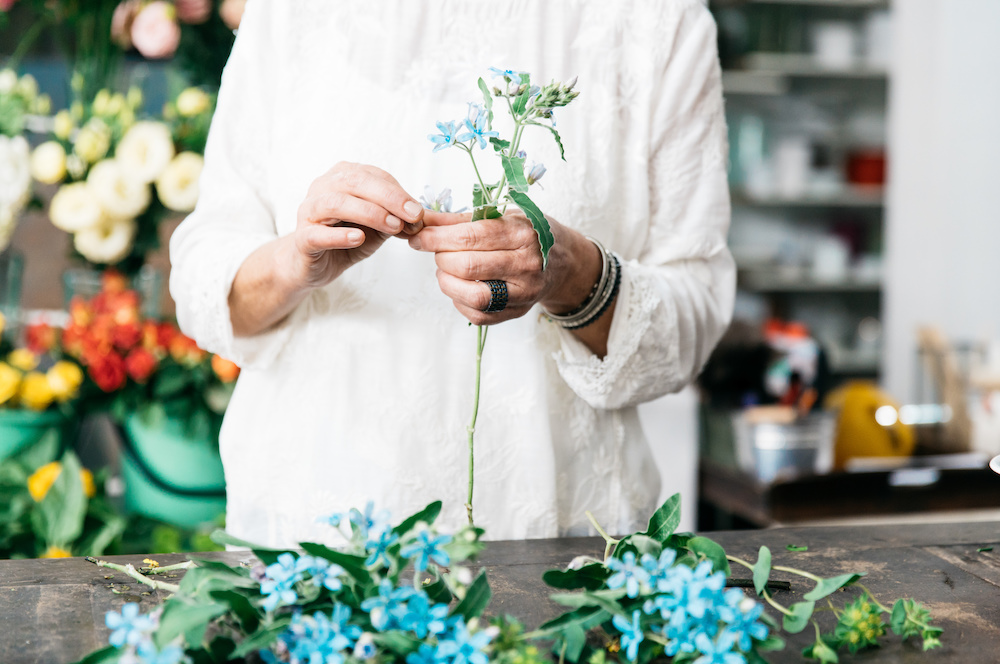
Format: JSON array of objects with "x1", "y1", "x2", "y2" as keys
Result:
[{"x1": 884, "y1": 0, "x2": 1000, "y2": 401}]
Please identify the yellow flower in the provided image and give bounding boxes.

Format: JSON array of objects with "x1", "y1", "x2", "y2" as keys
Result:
[
  {"x1": 54, "y1": 110, "x2": 75, "y2": 140},
  {"x1": 33, "y1": 93, "x2": 51, "y2": 116},
  {"x1": 0, "y1": 362, "x2": 21, "y2": 405},
  {"x1": 7, "y1": 348, "x2": 38, "y2": 371},
  {"x1": 19, "y1": 372, "x2": 54, "y2": 410},
  {"x1": 80, "y1": 468, "x2": 96, "y2": 498},
  {"x1": 127, "y1": 86, "x2": 143, "y2": 110},
  {"x1": 176, "y1": 87, "x2": 210, "y2": 117},
  {"x1": 47, "y1": 361, "x2": 84, "y2": 402},
  {"x1": 40, "y1": 545, "x2": 72, "y2": 558},
  {"x1": 28, "y1": 461, "x2": 62, "y2": 501},
  {"x1": 93, "y1": 90, "x2": 111, "y2": 116},
  {"x1": 73, "y1": 118, "x2": 111, "y2": 164},
  {"x1": 30, "y1": 141, "x2": 67, "y2": 185}
]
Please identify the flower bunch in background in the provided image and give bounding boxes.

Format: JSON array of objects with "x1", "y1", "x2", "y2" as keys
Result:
[
  {"x1": 0, "y1": 311, "x2": 84, "y2": 412},
  {"x1": 30, "y1": 85, "x2": 212, "y2": 273},
  {"x1": 0, "y1": 69, "x2": 50, "y2": 251},
  {"x1": 56, "y1": 270, "x2": 238, "y2": 437}
]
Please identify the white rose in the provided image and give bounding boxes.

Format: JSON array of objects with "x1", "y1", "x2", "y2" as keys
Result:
[
  {"x1": 87, "y1": 159, "x2": 151, "y2": 219},
  {"x1": 0, "y1": 136, "x2": 31, "y2": 216},
  {"x1": 155, "y1": 152, "x2": 203, "y2": 212},
  {"x1": 74, "y1": 216, "x2": 138, "y2": 265},
  {"x1": 0, "y1": 70, "x2": 16, "y2": 94},
  {"x1": 176, "y1": 87, "x2": 210, "y2": 117},
  {"x1": 30, "y1": 141, "x2": 68, "y2": 185},
  {"x1": 50, "y1": 183, "x2": 104, "y2": 232},
  {"x1": 116, "y1": 121, "x2": 175, "y2": 184},
  {"x1": 73, "y1": 118, "x2": 112, "y2": 164}
]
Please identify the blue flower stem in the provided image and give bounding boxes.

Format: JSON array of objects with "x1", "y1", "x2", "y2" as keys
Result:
[
  {"x1": 585, "y1": 510, "x2": 620, "y2": 561},
  {"x1": 460, "y1": 144, "x2": 490, "y2": 204},
  {"x1": 466, "y1": 323, "x2": 489, "y2": 525}
]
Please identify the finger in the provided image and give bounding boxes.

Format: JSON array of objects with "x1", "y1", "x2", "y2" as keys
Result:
[
  {"x1": 329, "y1": 164, "x2": 424, "y2": 222},
  {"x1": 298, "y1": 223, "x2": 367, "y2": 254},
  {"x1": 422, "y1": 209, "x2": 473, "y2": 227},
  {"x1": 410, "y1": 217, "x2": 538, "y2": 254},
  {"x1": 434, "y1": 249, "x2": 543, "y2": 283},
  {"x1": 450, "y1": 299, "x2": 532, "y2": 327},
  {"x1": 300, "y1": 192, "x2": 407, "y2": 235},
  {"x1": 436, "y1": 270, "x2": 533, "y2": 314}
]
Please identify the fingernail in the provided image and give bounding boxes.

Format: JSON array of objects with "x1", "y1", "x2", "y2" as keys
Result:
[
  {"x1": 403, "y1": 220, "x2": 424, "y2": 235},
  {"x1": 408, "y1": 235, "x2": 422, "y2": 250},
  {"x1": 347, "y1": 230, "x2": 364, "y2": 243},
  {"x1": 386, "y1": 214, "x2": 403, "y2": 231},
  {"x1": 403, "y1": 201, "x2": 422, "y2": 220}
]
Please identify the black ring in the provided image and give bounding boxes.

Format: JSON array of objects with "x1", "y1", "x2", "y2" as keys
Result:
[{"x1": 483, "y1": 279, "x2": 508, "y2": 313}]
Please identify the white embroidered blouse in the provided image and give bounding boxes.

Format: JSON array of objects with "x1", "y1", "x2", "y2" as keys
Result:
[{"x1": 169, "y1": 0, "x2": 735, "y2": 546}]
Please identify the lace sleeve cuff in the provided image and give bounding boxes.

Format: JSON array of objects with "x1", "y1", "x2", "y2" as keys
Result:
[{"x1": 552, "y1": 261, "x2": 682, "y2": 410}]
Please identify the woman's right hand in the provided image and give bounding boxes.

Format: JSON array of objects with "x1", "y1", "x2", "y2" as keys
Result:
[{"x1": 287, "y1": 162, "x2": 425, "y2": 289}]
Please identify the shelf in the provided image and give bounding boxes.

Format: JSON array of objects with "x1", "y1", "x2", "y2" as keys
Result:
[
  {"x1": 739, "y1": 274, "x2": 882, "y2": 293},
  {"x1": 731, "y1": 190, "x2": 884, "y2": 209},
  {"x1": 722, "y1": 54, "x2": 888, "y2": 95}
]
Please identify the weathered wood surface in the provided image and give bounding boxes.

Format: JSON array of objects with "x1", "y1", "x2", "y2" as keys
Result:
[{"x1": 1, "y1": 523, "x2": 998, "y2": 664}]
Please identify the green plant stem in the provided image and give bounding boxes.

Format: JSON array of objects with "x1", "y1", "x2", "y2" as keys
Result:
[
  {"x1": 141, "y1": 561, "x2": 195, "y2": 575},
  {"x1": 762, "y1": 590, "x2": 794, "y2": 617},
  {"x1": 771, "y1": 564, "x2": 823, "y2": 583},
  {"x1": 726, "y1": 555, "x2": 754, "y2": 572},
  {"x1": 466, "y1": 324, "x2": 488, "y2": 525},
  {"x1": 585, "y1": 510, "x2": 620, "y2": 561},
  {"x1": 8, "y1": 15, "x2": 52, "y2": 71},
  {"x1": 460, "y1": 144, "x2": 490, "y2": 205},
  {"x1": 86, "y1": 557, "x2": 181, "y2": 593},
  {"x1": 856, "y1": 584, "x2": 892, "y2": 614}
]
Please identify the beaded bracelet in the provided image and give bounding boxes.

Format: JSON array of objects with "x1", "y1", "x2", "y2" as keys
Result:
[{"x1": 545, "y1": 237, "x2": 622, "y2": 330}]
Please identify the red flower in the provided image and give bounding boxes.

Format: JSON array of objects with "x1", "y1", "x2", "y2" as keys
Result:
[
  {"x1": 101, "y1": 269, "x2": 128, "y2": 295},
  {"x1": 26, "y1": 323, "x2": 58, "y2": 354},
  {"x1": 88, "y1": 353, "x2": 127, "y2": 392},
  {"x1": 113, "y1": 321, "x2": 143, "y2": 352},
  {"x1": 125, "y1": 347, "x2": 158, "y2": 384}
]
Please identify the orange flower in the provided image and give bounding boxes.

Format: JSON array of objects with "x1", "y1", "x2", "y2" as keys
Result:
[
  {"x1": 40, "y1": 546, "x2": 72, "y2": 558},
  {"x1": 26, "y1": 322, "x2": 58, "y2": 354},
  {"x1": 27, "y1": 461, "x2": 62, "y2": 501},
  {"x1": 62, "y1": 323, "x2": 87, "y2": 358},
  {"x1": 68, "y1": 297, "x2": 92, "y2": 327},
  {"x1": 169, "y1": 333, "x2": 206, "y2": 365},
  {"x1": 101, "y1": 269, "x2": 128, "y2": 295},
  {"x1": 80, "y1": 468, "x2": 96, "y2": 498},
  {"x1": 211, "y1": 355, "x2": 240, "y2": 383},
  {"x1": 87, "y1": 352, "x2": 127, "y2": 392},
  {"x1": 125, "y1": 347, "x2": 158, "y2": 383}
]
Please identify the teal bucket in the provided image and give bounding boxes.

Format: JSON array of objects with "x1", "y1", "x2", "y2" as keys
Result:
[
  {"x1": 119, "y1": 412, "x2": 226, "y2": 529},
  {"x1": 0, "y1": 409, "x2": 69, "y2": 461}
]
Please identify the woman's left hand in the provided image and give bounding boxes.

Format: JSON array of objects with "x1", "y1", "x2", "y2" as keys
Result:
[{"x1": 408, "y1": 209, "x2": 602, "y2": 327}]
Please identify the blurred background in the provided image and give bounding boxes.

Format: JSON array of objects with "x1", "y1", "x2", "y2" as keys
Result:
[{"x1": 0, "y1": 0, "x2": 999, "y2": 560}]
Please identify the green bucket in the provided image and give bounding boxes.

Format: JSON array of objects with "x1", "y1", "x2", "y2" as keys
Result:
[
  {"x1": 0, "y1": 409, "x2": 69, "y2": 461},
  {"x1": 119, "y1": 412, "x2": 226, "y2": 529}
]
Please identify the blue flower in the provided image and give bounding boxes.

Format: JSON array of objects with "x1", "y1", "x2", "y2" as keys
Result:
[
  {"x1": 457, "y1": 104, "x2": 499, "y2": 150},
  {"x1": 612, "y1": 610, "x2": 645, "y2": 662},
  {"x1": 297, "y1": 556, "x2": 346, "y2": 593},
  {"x1": 317, "y1": 512, "x2": 346, "y2": 528},
  {"x1": 435, "y1": 619, "x2": 493, "y2": 664},
  {"x1": 354, "y1": 633, "x2": 377, "y2": 660},
  {"x1": 640, "y1": 549, "x2": 678, "y2": 592},
  {"x1": 526, "y1": 162, "x2": 546, "y2": 185},
  {"x1": 361, "y1": 580, "x2": 417, "y2": 631},
  {"x1": 723, "y1": 599, "x2": 768, "y2": 651},
  {"x1": 365, "y1": 526, "x2": 400, "y2": 568},
  {"x1": 401, "y1": 530, "x2": 452, "y2": 572},
  {"x1": 105, "y1": 602, "x2": 156, "y2": 648},
  {"x1": 260, "y1": 552, "x2": 302, "y2": 612},
  {"x1": 278, "y1": 609, "x2": 359, "y2": 664},
  {"x1": 135, "y1": 641, "x2": 188, "y2": 664},
  {"x1": 606, "y1": 551, "x2": 650, "y2": 598},
  {"x1": 428, "y1": 121, "x2": 462, "y2": 152},
  {"x1": 399, "y1": 590, "x2": 453, "y2": 638},
  {"x1": 693, "y1": 631, "x2": 745, "y2": 664},
  {"x1": 487, "y1": 67, "x2": 526, "y2": 84},
  {"x1": 407, "y1": 643, "x2": 444, "y2": 664}
]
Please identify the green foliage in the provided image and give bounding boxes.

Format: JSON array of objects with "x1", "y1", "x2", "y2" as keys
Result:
[
  {"x1": 507, "y1": 191, "x2": 553, "y2": 269},
  {"x1": 752, "y1": 546, "x2": 772, "y2": 596}
]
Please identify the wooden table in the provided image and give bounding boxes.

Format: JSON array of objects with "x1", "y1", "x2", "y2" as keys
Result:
[{"x1": 2, "y1": 522, "x2": 999, "y2": 663}]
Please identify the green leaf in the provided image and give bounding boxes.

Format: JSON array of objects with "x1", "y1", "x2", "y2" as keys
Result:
[
  {"x1": 802, "y1": 636, "x2": 840, "y2": 663},
  {"x1": 423, "y1": 575, "x2": 453, "y2": 604},
  {"x1": 477, "y1": 77, "x2": 494, "y2": 129},
  {"x1": 787, "y1": 544, "x2": 809, "y2": 552},
  {"x1": 757, "y1": 634, "x2": 786, "y2": 652},
  {"x1": 977, "y1": 546, "x2": 993, "y2": 552},
  {"x1": 373, "y1": 632, "x2": 422, "y2": 656},
  {"x1": 640, "y1": 494, "x2": 682, "y2": 544},
  {"x1": 232, "y1": 619, "x2": 291, "y2": 657},
  {"x1": 471, "y1": 184, "x2": 501, "y2": 221},
  {"x1": 393, "y1": 500, "x2": 443, "y2": 536},
  {"x1": 451, "y1": 570, "x2": 492, "y2": 620},
  {"x1": 752, "y1": 546, "x2": 772, "y2": 597},
  {"x1": 489, "y1": 137, "x2": 510, "y2": 152},
  {"x1": 612, "y1": 534, "x2": 661, "y2": 560},
  {"x1": 561, "y1": 623, "x2": 587, "y2": 662},
  {"x1": 153, "y1": 601, "x2": 227, "y2": 649},
  {"x1": 890, "y1": 599, "x2": 908, "y2": 635},
  {"x1": 550, "y1": 587, "x2": 626, "y2": 613},
  {"x1": 299, "y1": 542, "x2": 371, "y2": 584},
  {"x1": 69, "y1": 645, "x2": 121, "y2": 664},
  {"x1": 783, "y1": 601, "x2": 816, "y2": 634},
  {"x1": 209, "y1": 589, "x2": 261, "y2": 632},
  {"x1": 507, "y1": 190, "x2": 554, "y2": 269},
  {"x1": 803, "y1": 573, "x2": 865, "y2": 602},
  {"x1": 76, "y1": 513, "x2": 127, "y2": 557},
  {"x1": 686, "y1": 536, "x2": 730, "y2": 576},
  {"x1": 528, "y1": 121, "x2": 567, "y2": 161},
  {"x1": 33, "y1": 451, "x2": 87, "y2": 548},
  {"x1": 501, "y1": 155, "x2": 529, "y2": 193},
  {"x1": 543, "y1": 563, "x2": 609, "y2": 591},
  {"x1": 512, "y1": 79, "x2": 531, "y2": 115}
]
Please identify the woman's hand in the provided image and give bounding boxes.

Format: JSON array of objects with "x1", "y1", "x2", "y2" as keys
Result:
[
  {"x1": 229, "y1": 162, "x2": 422, "y2": 337},
  {"x1": 288, "y1": 162, "x2": 425, "y2": 289},
  {"x1": 409, "y1": 209, "x2": 616, "y2": 356}
]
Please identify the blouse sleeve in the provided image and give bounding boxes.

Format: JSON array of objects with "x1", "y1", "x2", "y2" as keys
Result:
[
  {"x1": 553, "y1": 3, "x2": 736, "y2": 410},
  {"x1": 168, "y1": 0, "x2": 297, "y2": 368}
]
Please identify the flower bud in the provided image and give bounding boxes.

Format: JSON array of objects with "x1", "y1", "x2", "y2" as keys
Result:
[
  {"x1": 0, "y1": 69, "x2": 16, "y2": 94},
  {"x1": 53, "y1": 110, "x2": 74, "y2": 140}
]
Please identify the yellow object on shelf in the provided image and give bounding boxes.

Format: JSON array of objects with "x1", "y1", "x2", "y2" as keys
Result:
[{"x1": 825, "y1": 381, "x2": 915, "y2": 470}]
